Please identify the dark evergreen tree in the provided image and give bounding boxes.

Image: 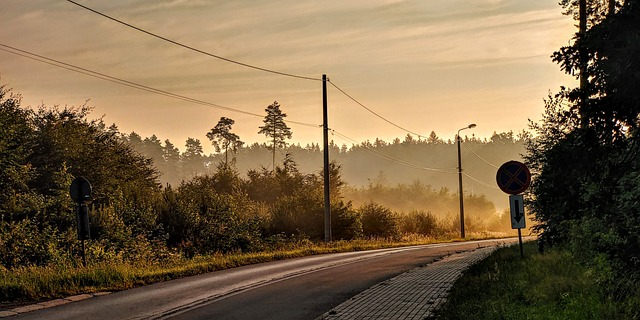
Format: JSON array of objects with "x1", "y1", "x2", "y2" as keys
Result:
[
  {"x1": 206, "y1": 117, "x2": 243, "y2": 167},
  {"x1": 258, "y1": 101, "x2": 292, "y2": 170},
  {"x1": 182, "y1": 138, "x2": 204, "y2": 176}
]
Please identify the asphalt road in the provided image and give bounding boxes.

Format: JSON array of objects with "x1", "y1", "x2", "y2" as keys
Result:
[{"x1": 10, "y1": 239, "x2": 515, "y2": 320}]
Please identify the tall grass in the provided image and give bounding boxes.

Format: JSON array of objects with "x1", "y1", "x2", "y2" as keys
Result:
[{"x1": 435, "y1": 242, "x2": 637, "y2": 320}]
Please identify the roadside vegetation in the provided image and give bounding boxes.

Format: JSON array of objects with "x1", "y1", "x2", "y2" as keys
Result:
[{"x1": 435, "y1": 242, "x2": 639, "y2": 320}]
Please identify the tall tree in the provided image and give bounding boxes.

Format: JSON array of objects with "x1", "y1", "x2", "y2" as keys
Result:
[
  {"x1": 427, "y1": 131, "x2": 442, "y2": 144},
  {"x1": 206, "y1": 117, "x2": 243, "y2": 167},
  {"x1": 183, "y1": 138, "x2": 204, "y2": 176},
  {"x1": 161, "y1": 139, "x2": 181, "y2": 186},
  {"x1": 258, "y1": 101, "x2": 292, "y2": 170}
]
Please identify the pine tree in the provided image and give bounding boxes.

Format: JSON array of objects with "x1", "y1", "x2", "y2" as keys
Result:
[
  {"x1": 258, "y1": 101, "x2": 292, "y2": 170},
  {"x1": 206, "y1": 117, "x2": 243, "y2": 167}
]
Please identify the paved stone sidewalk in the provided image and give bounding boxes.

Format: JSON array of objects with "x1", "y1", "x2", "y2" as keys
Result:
[{"x1": 317, "y1": 246, "x2": 499, "y2": 320}]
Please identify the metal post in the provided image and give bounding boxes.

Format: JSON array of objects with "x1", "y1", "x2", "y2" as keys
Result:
[
  {"x1": 457, "y1": 134, "x2": 465, "y2": 239},
  {"x1": 82, "y1": 238, "x2": 87, "y2": 267},
  {"x1": 323, "y1": 74, "x2": 332, "y2": 242},
  {"x1": 456, "y1": 124, "x2": 475, "y2": 239},
  {"x1": 518, "y1": 228, "x2": 524, "y2": 258}
]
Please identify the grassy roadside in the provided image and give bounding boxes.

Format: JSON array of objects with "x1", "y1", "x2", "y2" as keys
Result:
[
  {"x1": 0, "y1": 233, "x2": 501, "y2": 305},
  {"x1": 434, "y1": 241, "x2": 637, "y2": 320}
]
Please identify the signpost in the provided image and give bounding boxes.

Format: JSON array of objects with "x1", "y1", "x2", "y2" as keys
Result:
[
  {"x1": 70, "y1": 177, "x2": 92, "y2": 266},
  {"x1": 496, "y1": 161, "x2": 531, "y2": 258}
]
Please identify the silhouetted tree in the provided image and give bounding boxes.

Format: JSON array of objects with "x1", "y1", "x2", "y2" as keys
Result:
[
  {"x1": 206, "y1": 117, "x2": 243, "y2": 167},
  {"x1": 258, "y1": 101, "x2": 292, "y2": 170},
  {"x1": 183, "y1": 138, "x2": 204, "y2": 176}
]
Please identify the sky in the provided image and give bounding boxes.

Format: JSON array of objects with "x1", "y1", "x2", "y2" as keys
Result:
[{"x1": 0, "y1": 0, "x2": 577, "y2": 154}]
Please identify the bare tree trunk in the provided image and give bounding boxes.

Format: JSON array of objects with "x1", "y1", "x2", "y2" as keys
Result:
[{"x1": 579, "y1": 0, "x2": 588, "y2": 128}]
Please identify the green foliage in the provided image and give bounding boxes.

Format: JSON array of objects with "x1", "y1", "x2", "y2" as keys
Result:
[
  {"x1": 0, "y1": 220, "x2": 69, "y2": 269},
  {"x1": 156, "y1": 174, "x2": 263, "y2": 255},
  {"x1": 0, "y1": 87, "x2": 38, "y2": 222},
  {"x1": 526, "y1": 0, "x2": 640, "y2": 302},
  {"x1": 359, "y1": 202, "x2": 399, "y2": 239},
  {"x1": 269, "y1": 193, "x2": 324, "y2": 239},
  {"x1": 331, "y1": 201, "x2": 363, "y2": 240},
  {"x1": 399, "y1": 210, "x2": 438, "y2": 236},
  {"x1": 206, "y1": 117, "x2": 243, "y2": 167},
  {"x1": 436, "y1": 243, "x2": 637, "y2": 320}
]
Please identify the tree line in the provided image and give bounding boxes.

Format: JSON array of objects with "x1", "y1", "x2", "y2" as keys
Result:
[{"x1": 125, "y1": 121, "x2": 527, "y2": 208}]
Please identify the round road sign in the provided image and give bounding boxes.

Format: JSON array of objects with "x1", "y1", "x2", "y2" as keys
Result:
[
  {"x1": 70, "y1": 177, "x2": 92, "y2": 203},
  {"x1": 496, "y1": 161, "x2": 531, "y2": 195}
]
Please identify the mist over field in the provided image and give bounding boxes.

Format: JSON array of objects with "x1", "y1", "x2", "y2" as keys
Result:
[{"x1": 126, "y1": 129, "x2": 527, "y2": 220}]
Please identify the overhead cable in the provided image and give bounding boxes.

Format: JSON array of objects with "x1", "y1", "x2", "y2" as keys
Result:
[
  {"x1": 330, "y1": 129, "x2": 457, "y2": 174},
  {"x1": 328, "y1": 80, "x2": 426, "y2": 139},
  {"x1": 462, "y1": 142, "x2": 500, "y2": 169},
  {"x1": 65, "y1": 0, "x2": 321, "y2": 82},
  {"x1": 463, "y1": 173, "x2": 499, "y2": 190},
  {"x1": 0, "y1": 43, "x2": 319, "y2": 129}
]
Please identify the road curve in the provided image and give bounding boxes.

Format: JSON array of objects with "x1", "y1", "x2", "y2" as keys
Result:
[{"x1": 9, "y1": 238, "x2": 516, "y2": 320}]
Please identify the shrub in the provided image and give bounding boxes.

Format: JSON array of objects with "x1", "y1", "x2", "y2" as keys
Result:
[
  {"x1": 359, "y1": 202, "x2": 399, "y2": 239},
  {"x1": 269, "y1": 193, "x2": 324, "y2": 240},
  {"x1": 400, "y1": 210, "x2": 438, "y2": 236},
  {"x1": 331, "y1": 201, "x2": 362, "y2": 240}
]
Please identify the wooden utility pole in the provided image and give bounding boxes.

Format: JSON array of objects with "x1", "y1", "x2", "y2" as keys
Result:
[{"x1": 322, "y1": 74, "x2": 332, "y2": 242}]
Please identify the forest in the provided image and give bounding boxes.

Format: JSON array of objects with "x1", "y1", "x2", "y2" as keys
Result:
[{"x1": 124, "y1": 119, "x2": 527, "y2": 210}]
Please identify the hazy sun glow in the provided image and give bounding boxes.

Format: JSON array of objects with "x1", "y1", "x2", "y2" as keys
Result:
[{"x1": 0, "y1": 0, "x2": 576, "y2": 153}]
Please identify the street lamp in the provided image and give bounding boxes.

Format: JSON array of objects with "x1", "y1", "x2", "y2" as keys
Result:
[{"x1": 457, "y1": 123, "x2": 476, "y2": 238}]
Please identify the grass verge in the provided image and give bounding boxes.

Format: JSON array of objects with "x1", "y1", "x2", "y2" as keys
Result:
[
  {"x1": 434, "y1": 241, "x2": 637, "y2": 320},
  {"x1": 1, "y1": 232, "x2": 502, "y2": 305}
]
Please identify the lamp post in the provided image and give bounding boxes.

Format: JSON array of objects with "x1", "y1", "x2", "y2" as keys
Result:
[{"x1": 457, "y1": 123, "x2": 476, "y2": 238}]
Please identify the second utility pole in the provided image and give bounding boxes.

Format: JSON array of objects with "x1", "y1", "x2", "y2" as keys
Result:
[{"x1": 323, "y1": 74, "x2": 332, "y2": 242}]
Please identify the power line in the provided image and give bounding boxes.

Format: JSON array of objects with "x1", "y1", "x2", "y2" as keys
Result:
[
  {"x1": 327, "y1": 79, "x2": 426, "y2": 139},
  {"x1": 330, "y1": 129, "x2": 457, "y2": 174},
  {"x1": 65, "y1": 0, "x2": 321, "y2": 82},
  {"x1": 0, "y1": 43, "x2": 320, "y2": 129},
  {"x1": 462, "y1": 141, "x2": 500, "y2": 169},
  {"x1": 463, "y1": 173, "x2": 499, "y2": 190}
]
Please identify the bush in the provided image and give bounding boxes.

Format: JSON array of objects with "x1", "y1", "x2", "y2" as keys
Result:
[
  {"x1": 156, "y1": 177, "x2": 263, "y2": 255},
  {"x1": 269, "y1": 193, "x2": 324, "y2": 240},
  {"x1": 0, "y1": 220, "x2": 69, "y2": 269},
  {"x1": 331, "y1": 201, "x2": 362, "y2": 240},
  {"x1": 399, "y1": 210, "x2": 438, "y2": 236},
  {"x1": 359, "y1": 202, "x2": 399, "y2": 239}
]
